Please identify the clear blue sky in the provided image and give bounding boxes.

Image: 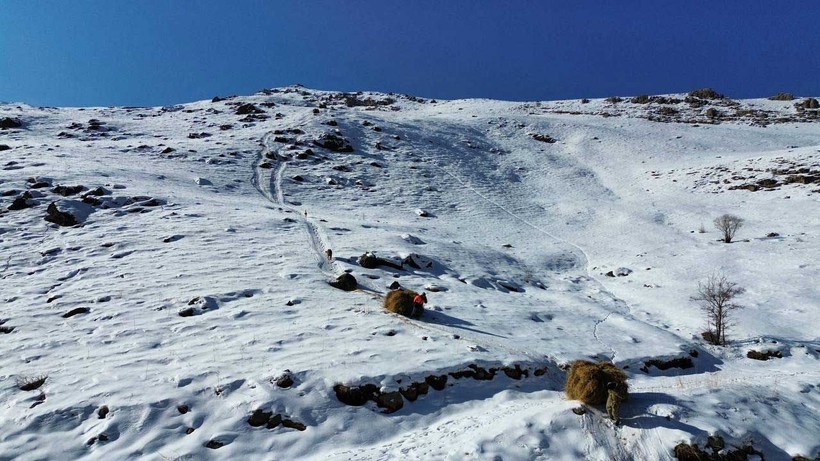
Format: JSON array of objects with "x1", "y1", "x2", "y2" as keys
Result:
[{"x1": 2, "y1": 1, "x2": 819, "y2": 107}]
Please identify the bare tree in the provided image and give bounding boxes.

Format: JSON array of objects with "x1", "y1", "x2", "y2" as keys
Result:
[
  {"x1": 714, "y1": 214, "x2": 744, "y2": 243},
  {"x1": 693, "y1": 273, "x2": 744, "y2": 346}
]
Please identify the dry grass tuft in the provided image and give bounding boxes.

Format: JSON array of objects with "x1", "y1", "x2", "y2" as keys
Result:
[{"x1": 565, "y1": 360, "x2": 627, "y2": 405}]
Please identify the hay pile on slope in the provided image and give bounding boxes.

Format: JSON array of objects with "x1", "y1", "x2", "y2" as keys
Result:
[
  {"x1": 384, "y1": 289, "x2": 421, "y2": 318},
  {"x1": 565, "y1": 360, "x2": 628, "y2": 405}
]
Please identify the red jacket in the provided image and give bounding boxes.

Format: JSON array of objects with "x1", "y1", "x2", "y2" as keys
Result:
[{"x1": 413, "y1": 294, "x2": 425, "y2": 305}]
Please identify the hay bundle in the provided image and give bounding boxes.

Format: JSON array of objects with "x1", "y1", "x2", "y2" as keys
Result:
[
  {"x1": 384, "y1": 289, "x2": 421, "y2": 318},
  {"x1": 565, "y1": 360, "x2": 628, "y2": 405}
]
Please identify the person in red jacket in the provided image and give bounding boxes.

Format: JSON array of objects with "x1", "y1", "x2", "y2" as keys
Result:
[{"x1": 411, "y1": 292, "x2": 427, "y2": 318}]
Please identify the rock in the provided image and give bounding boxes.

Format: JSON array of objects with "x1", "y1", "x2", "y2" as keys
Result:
[
  {"x1": 178, "y1": 307, "x2": 195, "y2": 317},
  {"x1": 766, "y1": 232, "x2": 780, "y2": 238},
  {"x1": 312, "y1": 133, "x2": 354, "y2": 152},
  {"x1": 388, "y1": 281, "x2": 402, "y2": 290},
  {"x1": 374, "y1": 391, "x2": 404, "y2": 413},
  {"x1": 281, "y1": 419, "x2": 306, "y2": 431},
  {"x1": 767, "y1": 92, "x2": 794, "y2": 101},
  {"x1": 687, "y1": 88, "x2": 725, "y2": 100},
  {"x1": 84, "y1": 186, "x2": 110, "y2": 197},
  {"x1": 97, "y1": 405, "x2": 109, "y2": 419},
  {"x1": 615, "y1": 267, "x2": 632, "y2": 277},
  {"x1": 248, "y1": 409, "x2": 273, "y2": 427},
  {"x1": 205, "y1": 439, "x2": 225, "y2": 449},
  {"x1": 0, "y1": 117, "x2": 22, "y2": 129},
  {"x1": 62, "y1": 307, "x2": 90, "y2": 318},
  {"x1": 8, "y1": 192, "x2": 34, "y2": 210},
  {"x1": 275, "y1": 371, "x2": 294, "y2": 388},
  {"x1": 161, "y1": 147, "x2": 175, "y2": 154},
  {"x1": 329, "y1": 273, "x2": 357, "y2": 291},
  {"x1": 358, "y1": 252, "x2": 403, "y2": 270},
  {"x1": 236, "y1": 103, "x2": 264, "y2": 115},
  {"x1": 177, "y1": 404, "x2": 189, "y2": 414},
  {"x1": 415, "y1": 208, "x2": 429, "y2": 217},
  {"x1": 194, "y1": 177, "x2": 213, "y2": 186},
  {"x1": 803, "y1": 98, "x2": 819, "y2": 109},
  {"x1": 266, "y1": 413, "x2": 283, "y2": 429},
  {"x1": 424, "y1": 374, "x2": 448, "y2": 391},
  {"x1": 572, "y1": 407, "x2": 587, "y2": 415},
  {"x1": 0, "y1": 144, "x2": 10, "y2": 151},
  {"x1": 45, "y1": 202, "x2": 77, "y2": 226},
  {"x1": 531, "y1": 133, "x2": 557, "y2": 143},
  {"x1": 334, "y1": 383, "x2": 378, "y2": 406},
  {"x1": 52, "y1": 185, "x2": 85, "y2": 196},
  {"x1": 604, "y1": 271, "x2": 615, "y2": 277},
  {"x1": 44, "y1": 200, "x2": 94, "y2": 226}
]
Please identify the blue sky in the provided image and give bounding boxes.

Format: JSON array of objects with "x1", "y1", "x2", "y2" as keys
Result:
[{"x1": 2, "y1": 1, "x2": 818, "y2": 106}]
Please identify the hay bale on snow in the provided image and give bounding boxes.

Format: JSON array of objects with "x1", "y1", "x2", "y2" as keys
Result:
[
  {"x1": 384, "y1": 289, "x2": 421, "y2": 318},
  {"x1": 565, "y1": 360, "x2": 628, "y2": 405}
]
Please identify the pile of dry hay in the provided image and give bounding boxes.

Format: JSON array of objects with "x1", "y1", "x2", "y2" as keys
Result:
[
  {"x1": 565, "y1": 360, "x2": 628, "y2": 405},
  {"x1": 384, "y1": 289, "x2": 422, "y2": 318}
]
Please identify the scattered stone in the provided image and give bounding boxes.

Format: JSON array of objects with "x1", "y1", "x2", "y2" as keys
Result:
[
  {"x1": 248, "y1": 409, "x2": 273, "y2": 427},
  {"x1": 178, "y1": 307, "x2": 195, "y2": 317},
  {"x1": 97, "y1": 405, "x2": 109, "y2": 419},
  {"x1": 572, "y1": 406, "x2": 587, "y2": 415},
  {"x1": 641, "y1": 357, "x2": 694, "y2": 372},
  {"x1": 415, "y1": 208, "x2": 429, "y2": 217},
  {"x1": 334, "y1": 383, "x2": 378, "y2": 406},
  {"x1": 313, "y1": 133, "x2": 354, "y2": 152},
  {"x1": 236, "y1": 103, "x2": 264, "y2": 115},
  {"x1": 52, "y1": 185, "x2": 85, "y2": 196},
  {"x1": 275, "y1": 371, "x2": 294, "y2": 388},
  {"x1": 329, "y1": 273, "x2": 357, "y2": 291},
  {"x1": 282, "y1": 419, "x2": 306, "y2": 431},
  {"x1": 802, "y1": 98, "x2": 819, "y2": 109},
  {"x1": 424, "y1": 374, "x2": 448, "y2": 391},
  {"x1": 45, "y1": 201, "x2": 93, "y2": 226},
  {"x1": 8, "y1": 192, "x2": 34, "y2": 210},
  {"x1": 177, "y1": 404, "x2": 189, "y2": 414},
  {"x1": 687, "y1": 88, "x2": 725, "y2": 100},
  {"x1": 62, "y1": 307, "x2": 90, "y2": 318},
  {"x1": 267, "y1": 413, "x2": 283, "y2": 429},
  {"x1": 374, "y1": 391, "x2": 404, "y2": 413},
  {"x1": 747, "y1": 349, "x2": 783, "y2": 361},
  {"x1": 205, "y1": 439, "x2": 225, "y2": 449},
  {"x1": 0, "y1": 144, "x2": 10, "y2": 151},
  {"x1": 768, "y1": 93, "x2": 795, "y2": 101},
  {"x1": 0, "y1": 117, "x2": 22, "y2": 129},
  {"x1": 161, "y1": 147, "x2": 175, "y2": 154}
]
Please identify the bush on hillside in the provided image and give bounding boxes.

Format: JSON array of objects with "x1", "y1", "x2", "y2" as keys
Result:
[{"x1": 565, "y1": 360, "x2": 628, "y2": 405}]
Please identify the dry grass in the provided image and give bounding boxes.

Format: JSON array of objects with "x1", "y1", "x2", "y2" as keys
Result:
[
  {"x1": 565, "y1": 360, "x2": 628, "y2": 405},
  {"x1": 384, "y1": 289, "x2": 419, "y2": 318}
]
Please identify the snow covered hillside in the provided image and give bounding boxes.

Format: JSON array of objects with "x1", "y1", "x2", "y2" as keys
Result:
[{"x1": 1, "y1": 87, "x2": 818, "y2": 460}]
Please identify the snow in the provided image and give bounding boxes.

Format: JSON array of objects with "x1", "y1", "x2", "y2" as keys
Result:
[{"x1": 1, "y1": 88, "x2": 818, "y2": 460}]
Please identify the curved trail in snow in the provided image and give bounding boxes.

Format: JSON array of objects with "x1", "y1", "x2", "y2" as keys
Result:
[
  {"x1": 253, "y1": 131, "x2": 342, "y2": 276},
  {"x1": 252, "y1": 130, "x2": 552, "y2": 364}
]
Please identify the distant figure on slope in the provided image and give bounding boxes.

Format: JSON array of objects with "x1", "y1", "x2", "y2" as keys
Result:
[
  {"x1": 412, "y1": 292, "x2": 427, "y2": 318},
  {"x1": 606, "y1": 381, "x2": 624, "y2": 425},
  {"x1": 325, "y1": 249, "x2": 333, "y2": 261}
]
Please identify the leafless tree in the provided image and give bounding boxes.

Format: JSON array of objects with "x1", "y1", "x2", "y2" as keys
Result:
[
  {"x1": 714, "y1": 214, "x2": 744, "y2": 243},
  {"x1": 693, "y1": 273, "x2": 744, "y2": 346}
]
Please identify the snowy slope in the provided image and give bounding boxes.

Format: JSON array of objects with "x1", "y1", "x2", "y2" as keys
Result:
[{"x1": 1, "y1": 88, "x2": 818, "y2": 460}]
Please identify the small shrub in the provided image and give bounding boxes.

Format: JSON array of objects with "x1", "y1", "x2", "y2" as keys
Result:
[
  {"x1": 713, "y1": 214, "x2": 744, "y2": 243},
  {"x1": 565, "y1": 360, "x2": 628, "y2": 405},
  {"x1": 694, "y1": 274, "x2": 744, "y2": 346}
]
